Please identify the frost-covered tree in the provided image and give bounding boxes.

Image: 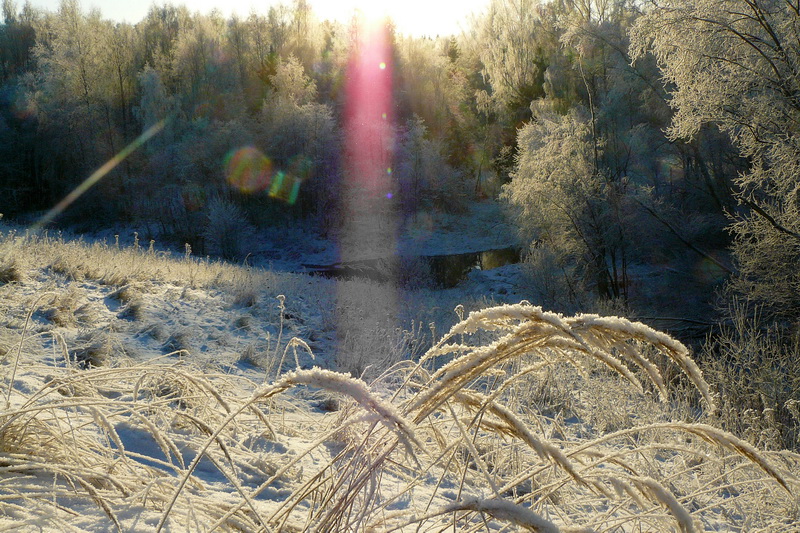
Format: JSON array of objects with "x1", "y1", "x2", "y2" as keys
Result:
[
  {"x1": 503, "y1": 108, "x2": 634, "y2": 300},
  {"x1": 473, "y1": 0, "x2": 552, "y2": 116},
  {"x1": 0, "y1": 0, "x2": 37, "y2": 81},
  {"x1": 31, "y1": 0, "x2": 118, "y2": 177},
  {"x1": 394, "y1": 115, "x2": 462, "y2": 215},
  {"x1": 631, "y1": 0, "x2": 800, "y2": 318},
  {"x1": 104, "y1": 22, "x2": 136, "y2": 142},
  {"x1": 33, "y1": 1, "x2": 104, "y2": 117},
  {"x1": 500, "y1": 1, "x2": 659, "y2": 304},
  {"x1": 269, "y1": 54, "x2": 316, "y2": 105},
  {"x1": 257, "y1": 56, "x2": 339, "y2": 217},
  {"x1": 171, "y1": 14, "x2": 243, "y2": 119},
  {"x1": 396, "y1": 36, "x2": 465, "y2": 136}
]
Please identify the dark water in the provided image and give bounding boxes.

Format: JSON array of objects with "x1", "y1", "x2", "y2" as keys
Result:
[{"x1": 306, "y1": 247, "x2": 521, "y2": 288}]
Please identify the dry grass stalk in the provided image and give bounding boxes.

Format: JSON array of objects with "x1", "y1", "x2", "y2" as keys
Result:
[
  {"x1": 379, "y1": 496, "x2": 566, "y2": 532},
  {"x1": 628, "y1": 476, "x2": 699, "y2": 533},
  {"x1": 453, "y1": 390, "x2": 582, "y2": 483},
  {"x1": 567, "y1": 313, "x2": 714, "y2": 409},
  {"x1": 407, "y1": 303, "x2": 714, "y2": 422}
]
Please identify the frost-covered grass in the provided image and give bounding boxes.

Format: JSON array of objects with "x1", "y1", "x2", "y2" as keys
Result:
[{"x1": 1, "y1": 225, "x2": 798, "y2": 531}]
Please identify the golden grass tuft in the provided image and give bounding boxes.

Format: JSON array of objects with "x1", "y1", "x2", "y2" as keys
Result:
[
  {"x1": 406, "y1": 303, "x2": 715, "y2": 424},
  {"x1": 4, "y1": 299, "x2": 799, "y2": 530},
  {"x1": 0, "y1": 255, "x2": 24, "y2": 285},
  {"x1": 153, "y1": 305, "x2": 796, "y2": 531}
]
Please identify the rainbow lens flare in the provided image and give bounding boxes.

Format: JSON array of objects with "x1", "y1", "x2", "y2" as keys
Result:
[
  {"x1": 268, "y1": 171, "x2": 301, "y2": 204},
  {"x1": 224, "y1": 147, "x2": 273, "y2": 194},
  {"x1": 224, "y1": 146, "x2": 305, "y2": 205}
]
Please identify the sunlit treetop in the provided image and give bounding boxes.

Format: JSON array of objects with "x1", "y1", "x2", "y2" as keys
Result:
[{"x1": 26, "y1": 0, "x2": 491, "y2": 37}]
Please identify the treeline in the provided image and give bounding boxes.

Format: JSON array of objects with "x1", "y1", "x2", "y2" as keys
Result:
[
  {"x1": 0, "y1": 0, "x2": 472, "y2": 237},
  {"x1": 1, "y1": 0, "x2": 733, "y2": 254},
  {"x1": 1, "y1": 0, "x2": 797, "y2": 321}
]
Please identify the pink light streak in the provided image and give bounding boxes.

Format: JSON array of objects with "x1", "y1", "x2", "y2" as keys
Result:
[
  {"x1": 344, "y1": 18, "x2": 395, "y2": 197},
  {"x1": 335, "y1": 15, "x2": 400, "y2": 351}
]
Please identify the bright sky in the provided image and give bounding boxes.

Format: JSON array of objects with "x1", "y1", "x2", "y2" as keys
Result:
[{"x1": 28, "y1": 0, "x2": 491, "y2": 37}]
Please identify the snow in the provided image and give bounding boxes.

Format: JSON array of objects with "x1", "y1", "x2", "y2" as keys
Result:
[
  {"x1": 1, "y1": 204, "x2": 796, "y2": 531},
  {"x1": 0, "y1": 203, "x2": 531, "y2": 531}
]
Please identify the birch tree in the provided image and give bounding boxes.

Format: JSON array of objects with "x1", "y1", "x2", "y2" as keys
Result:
[
  {"x1": 32, "y1": 0, "x2": 112, "y2": 173},
  {"x1": 0, "y1": 0, "x2": 37, "y2": 81},
  {"x1": 474, "y1": 0, "x2": 552, "y2": 116}
]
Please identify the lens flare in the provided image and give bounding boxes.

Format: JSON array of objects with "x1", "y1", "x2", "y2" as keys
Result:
[
  {"x1": 33, "y1": 119, "x2": 166, "y2": 229},
  {"x1": 224, "y1": 147, "x2": 273, "y2": 194},
  {"x1": 224, "y1": 147, "x2": 305, "y2": 205},
  {"x1": 181, "y1": 183, "x2": 206, "y2": 212},
  {"x1": 344, "y1": 18, "x2": 394, "y2": 196},
  {"x1": 9, "y1": 90, "x2": 35, "y2": 122},
  {"x1": 696, "y1": 257, "x2": 727, "y2": 284},
  {"x1": 268, "y1": 171, "x2": 301, "y2": 204},
  {"x1": 336, "y1": 15, "x2": 399, "y2": 353}
]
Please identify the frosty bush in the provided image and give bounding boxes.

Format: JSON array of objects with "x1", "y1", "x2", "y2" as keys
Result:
[
  {"x1": 503, "y1": 108, "x2": 637, "y2": 301},
  {"x1": 703, "y1": 300, "x2": 800, "y2": 451},
  {"x1": 0, "y1": 255, "x2": 22, "y2": 285},
  {"x1": 523, "y1": 243, "x2": 587, "y2": 313},
  {"x1": 396, "y1": 116, "x2": 469, "y2": 215},
  {"x1": 202, "y1": 197, "x2": 255, "y2": 261},
  {"x1": 632, "y1": 0, "x2": 800, "y2": 319}
]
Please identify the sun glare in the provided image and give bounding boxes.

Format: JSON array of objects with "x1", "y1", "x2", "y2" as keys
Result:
[
  {"x1": 309, "y1": 0, "x2": 476, "y2": 37},
  {"x1": 32, "y1": 0, "x2": 485, "y2": 37},
  {"x1": 350, "y1": 0, "x2": 391, "y2": 23},
  {"x1": 335, "y1": 8, "x2": 399, "y2": 355}
]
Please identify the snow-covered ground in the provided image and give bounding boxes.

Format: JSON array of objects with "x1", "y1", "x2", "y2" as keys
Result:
[{"x1": 1, "y1": 212, "x2": 798, "y2": 531}]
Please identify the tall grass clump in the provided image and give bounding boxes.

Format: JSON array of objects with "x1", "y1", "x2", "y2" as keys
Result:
[
  {"x1": 703, "y1": 299, "x2": 800, "y2": 451},
  {"x1": 334, "y1": 320, "x2": 429, "y2": 379},
  {"x1": 2, "y1": 299, "x2": 798, "y2": 531},
  {"x1": 0, "y1": 224, "x2": 282, "y2": 297},
  {"x1": 0, "y1": 255, "x2": 23, "y2": 285},
  {"x1": 0, "y1": 225, "x2": 24, "y2": 285}
]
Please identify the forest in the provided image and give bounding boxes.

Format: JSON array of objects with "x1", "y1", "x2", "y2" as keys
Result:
[{"x1": 1, "y1": 0, "x2": 799, "y2": 530}]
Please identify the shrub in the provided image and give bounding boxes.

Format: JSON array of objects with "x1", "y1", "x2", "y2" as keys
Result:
[
  {"x1": 522, "y1": 243, "x2": 587, "y2": 313},
  {"x1": 203, "y1": 197, "x2": 256, "y2": 261},
  {"x1": 70, "y1": 330, "x2": 118, "y2": 369},
  {"x1": 0, "y1": 255, "x2": 23, "y2": 285},
  {"x1": 40, "y1": 288, "x2": 85, "y2": 328},
  {"x1": 703, "y1": 300, "x2": 800, "y2": 451},
  {"x1": 334, "y1": 321, "x2": 428, "y2": 379},
  {"x1": 162, "y1": 327, "x2": 193, "y2": 355}
]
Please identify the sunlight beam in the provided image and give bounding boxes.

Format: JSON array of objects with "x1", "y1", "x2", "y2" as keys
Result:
[
  {"x1": 336, "y1": 15, "x2": 400, "y2": 367},
  {"x1": 344, "y1": 17, "x2": 394, "y2": 197},
  {"x1": 33, "y1": 119, "x2": 167, "y2": 230}
]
